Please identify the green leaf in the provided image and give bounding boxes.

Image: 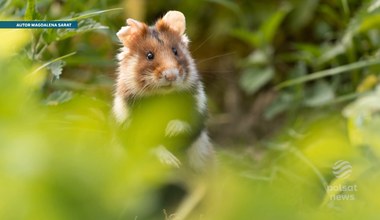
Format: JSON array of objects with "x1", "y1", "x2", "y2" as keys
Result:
[
  {"x1": 368, "y1": 0, "x2": 380, "y2": 13},
  {"x1": 239, "y1": 67, "x2": 274, "y2": 95},
  {"x1": 318, "y1": 42, "x2": 347, "y2": 64},
  {"x1": 294, "y1": 43, "x2": 322, "y2": 58},
  {"x1": 358, "y1": 14, "x2": 380, "y2": 33},
  {"x1": 287, "y1": 0, "x2": 319, "y2": 31},
  {"x1": 245, "y1": 50, "x2": 270, "y2": 66},
  {"x1": 341, "y1": 0, "x2": 350, "y2": 17},
  {"x1": 258, "y1": 5, "x2": 291, "y2": 46},
  {"x1": 343, "y1": 86, "x2": 380, "y2": 117},
  {"x1": 304, "y1": 81, "x2": 335, "y2": 107},
  {"x1": 231, "y1": 6, "x2": 290, "y2": 48},
  {"x1": 0, "y1": 0, "x2": 11, "y2": 10},
  {"x1": 45, "y1": 91, "x2": 73, "y2": 106},
  {"x1": 48, "y1": 60, "x2": 65, "y2": 80},
  {"x1": 24, "y1": 0, "x2": 36, "y2": 20},
  {"x1": 207, "y1": 0, "x2": 241, "y2": 16},
  {"x1": 230, "y1": 29, "x2": 259, "y2": 48},
  {"x1": 264, "y1": 93, "x2": 294, "y2": 119}
]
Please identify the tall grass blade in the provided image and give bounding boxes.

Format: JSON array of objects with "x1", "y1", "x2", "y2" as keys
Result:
[
  {"x1": 64, "y1": 8, "x2": 123, "y2": 21},
  {"x1": 276, "y1": 59, "x2": 380, "y2": 89},
  {"x1": 29, "y1": 52, "x2": 76, "y2": 76}
]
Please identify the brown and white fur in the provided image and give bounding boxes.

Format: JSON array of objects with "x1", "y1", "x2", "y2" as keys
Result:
[{"x1": 113, "y1": 11, "x2": 213, "y2": 170}]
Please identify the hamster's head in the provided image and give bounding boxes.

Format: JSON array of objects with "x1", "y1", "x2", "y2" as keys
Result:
[{"x1": 116, "y1": 11, "x2": 199, "y2": 97}]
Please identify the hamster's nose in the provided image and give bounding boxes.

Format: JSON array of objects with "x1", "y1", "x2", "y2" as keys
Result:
[
  {"x1": 165, "y1": 74, "x2": 177, "y2": 81},
  {"x1": 163, "y1": 69, "x2": 179, "y2": 82}
]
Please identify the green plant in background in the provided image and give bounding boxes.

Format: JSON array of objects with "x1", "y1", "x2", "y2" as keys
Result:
[
  {"x1": 1, "y1": 0, "x2": 123, "y2": 101},
  {"x1": 232, "y1": 4, "x2": 291, "y2": 95},
  {"x1": 223, "y1": 0, "x2": 380, "y2": 118},
  {"x1": 282, "y1": 0, "x2": 380, "y2": 110}
]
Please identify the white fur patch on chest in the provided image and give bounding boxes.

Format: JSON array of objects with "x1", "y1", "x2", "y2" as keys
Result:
[{"x1": 113, "y1": 95, "x2": 129, "y2": 123}]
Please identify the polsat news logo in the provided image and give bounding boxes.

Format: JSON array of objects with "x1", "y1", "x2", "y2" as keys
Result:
[
  {"x1": 332, "y1": 160, "x2": 352, "y2": 179},
  {"x1": 328, "y1": 160, "x2": 357, "y2": 201}
]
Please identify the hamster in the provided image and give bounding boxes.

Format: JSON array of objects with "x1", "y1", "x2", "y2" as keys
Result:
[{"x1": 113, "y1": 11, "x2": 214, "y2": 170}]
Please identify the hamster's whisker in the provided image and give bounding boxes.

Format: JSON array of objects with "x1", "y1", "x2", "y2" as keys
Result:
[
  {"x1": 200, "y1": 69, "x2": 235, "y2": 74},
  {"x1": 191, "y1": 33, "x2": 216, "y2": 53},
  {"x1": 196, "y1": 52, "x2": 236, "y2": 65}
]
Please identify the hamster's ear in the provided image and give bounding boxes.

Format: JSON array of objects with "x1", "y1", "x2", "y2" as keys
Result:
[
  {"x1": 116, "y1": 19, "x2": 145, "y2": 45},
  {"x1": 161, "y1": 11, "x2": 186, "y2": 35}
]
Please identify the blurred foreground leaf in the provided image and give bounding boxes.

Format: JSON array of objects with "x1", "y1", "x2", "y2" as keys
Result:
[{"x1": 0, "y1": 29, "x2": 31, "y2": 58}]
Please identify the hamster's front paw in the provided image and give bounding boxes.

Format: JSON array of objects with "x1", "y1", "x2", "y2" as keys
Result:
[
  {"x1": 165, "y1": 119, "x2": 191, "y2": 137},
  {"x1": 152, "y1": 145, "x2": 181, "y2": 168}
]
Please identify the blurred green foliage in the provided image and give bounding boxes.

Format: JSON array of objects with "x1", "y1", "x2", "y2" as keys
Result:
[{"x1": 1, "y1": 0, "x2": 380, "y2": 219}]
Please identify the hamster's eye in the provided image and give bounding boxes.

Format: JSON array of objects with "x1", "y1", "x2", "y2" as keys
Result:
[
  {"x1": 172, "y1": 47, "x2": 178, "y2": 56},
  {"x1": 146, "y1": 51, "x2": 154, "y2": 60}
]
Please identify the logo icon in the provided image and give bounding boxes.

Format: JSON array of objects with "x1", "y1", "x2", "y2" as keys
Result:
[{"x1": 332, "y1": 160, "x2": 352, "y2": 179}]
